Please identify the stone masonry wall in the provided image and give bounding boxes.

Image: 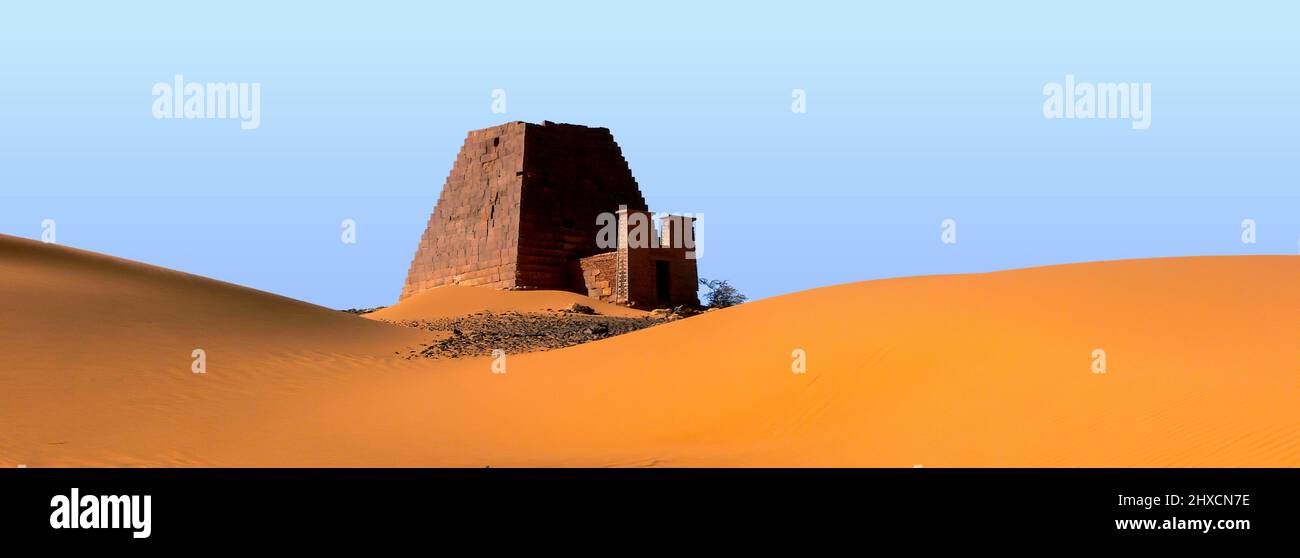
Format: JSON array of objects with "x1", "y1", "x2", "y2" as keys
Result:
[
  {"x1": 515, "y1": 122, "x2": 648, "y2": 290},
  {"x1": 624, "y1": 246, "x2": 699, "y2": 309},
  {"x1": 400, "y1": 122, "x2": 526, "y2": 300},
  {"x1": 573, "y1": 251, "x2": 618, "y2": 302}
]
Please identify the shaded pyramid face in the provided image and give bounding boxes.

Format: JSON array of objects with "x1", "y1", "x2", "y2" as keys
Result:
[{"x1": 401, "y1": 121, "x2": 649, "y2": 300}]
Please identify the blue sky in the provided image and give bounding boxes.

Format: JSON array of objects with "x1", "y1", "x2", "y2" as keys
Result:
[{"x1": 1, "y1": 2, "x2": 1297, "y2": 308}]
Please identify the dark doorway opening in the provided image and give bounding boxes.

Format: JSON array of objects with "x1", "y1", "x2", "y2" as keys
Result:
[{"x1": 655, "y1": 260, "x2": 671, "y2": 306}]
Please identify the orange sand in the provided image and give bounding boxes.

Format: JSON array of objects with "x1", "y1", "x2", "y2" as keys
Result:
[
  {"x1": 367, "y1": 285, "x2": 648, "y2": 321},
  {"x1": 2, "y1": 233, "x2": 1297, "y2": 467}
]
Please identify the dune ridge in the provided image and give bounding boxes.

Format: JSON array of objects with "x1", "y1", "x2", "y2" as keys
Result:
[
  {"x1": 2, "y1": 233, "x2": 1297, "y2": 467},
  {"x1": 365, "y1": 285, "x2": 649, "y2": 321}
]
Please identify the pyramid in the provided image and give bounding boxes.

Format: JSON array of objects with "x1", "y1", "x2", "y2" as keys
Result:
[{"x1": 402, "y1": 121, "x2": 697, "y2": 308}]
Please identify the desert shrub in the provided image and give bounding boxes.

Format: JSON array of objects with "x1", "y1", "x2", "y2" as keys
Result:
[{"x1": 698, "y1": 278, "x2": 747, "y2": 308}]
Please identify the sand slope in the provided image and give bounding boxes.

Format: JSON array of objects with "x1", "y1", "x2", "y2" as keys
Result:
[
  {"x1": 368, "y1": 285, "x2": 648, "y2": 321},
  {"x1": 2, "y1": 233, "x2": 1298, "y2": 467},
  {"x1": 0, "y1": 234, "x2": 426, "y2": 466}
]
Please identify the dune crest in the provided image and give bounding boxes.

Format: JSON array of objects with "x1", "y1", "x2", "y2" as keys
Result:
[
  {"x1": 3, "y1": 234, "x2": 1298, "y2": 467},
  {"x1": 366, "y1": 285, "x2": 648, "y2": 321}
]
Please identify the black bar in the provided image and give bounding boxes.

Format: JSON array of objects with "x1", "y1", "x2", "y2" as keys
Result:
[{"x1": 2, "y1": 468, "x2": 1291, "y2": 548}]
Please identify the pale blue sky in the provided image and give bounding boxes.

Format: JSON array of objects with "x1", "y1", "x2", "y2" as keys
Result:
[{"x1": 1, "y1": 2, "x2": 1297, "y2": 308}]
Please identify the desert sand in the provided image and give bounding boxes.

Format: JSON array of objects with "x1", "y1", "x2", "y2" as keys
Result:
[
  {"x1": 2, "y1": 232, "x2": 1298, "y2": 467},
  {"x1": 367, "y1": 285, "x2": 648, "y2": 320}
]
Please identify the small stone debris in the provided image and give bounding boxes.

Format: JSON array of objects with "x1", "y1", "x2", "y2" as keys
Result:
[
  {"x1": 650, "y1": 305, "x2": 701, "y2": 321},
  {"x1": 387, "y1": 311, "x2": 665, "y2": 359},
  {"x1": 561, "y1": 302, "x2": 597, "y2": 315}
]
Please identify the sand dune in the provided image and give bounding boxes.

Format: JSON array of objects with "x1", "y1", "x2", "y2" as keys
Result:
[
  {"x1": 0, "y1": 234, "x2": 426, "y2": 466},
  {"x1": 367, "y1": 285, "x2": 648, "y2": 321},
  {"x1": 2, "y1": 233, "x2": 1298, "y2": 467}
]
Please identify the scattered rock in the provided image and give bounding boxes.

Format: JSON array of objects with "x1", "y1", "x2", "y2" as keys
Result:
[
  {"x1": 652, "y1": 306, "x2": 701, "y2": 321},
  {"x1": 387, "y1": 311, "x2": 665, "y2": 359},
  {"x1": 341, "y1": 306, "x2": 386, "y2": 315},
  {"x1": 563, "y1": 302, "x2": 597, "y2": 315},
  {"x1": 670, "y1": 305, "x2": 702, "y2": 318}
]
